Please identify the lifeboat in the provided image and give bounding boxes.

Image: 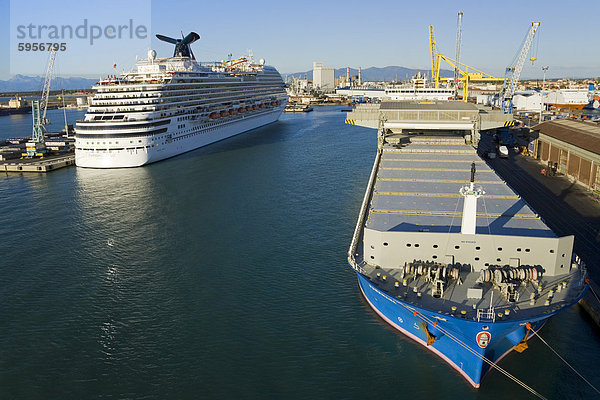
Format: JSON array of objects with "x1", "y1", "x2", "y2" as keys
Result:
[
  {"x1": 220, "y1": 110, "x2": 229, "y2": 117},
  {"x1": 244, "y1": 106, "x2": 251, "y2": 112},
  {"x1": 230, "y1": 108, "x2": 238, "y2": 115},
  {"x1": 270, "y1": 101, "x2": 276, "y2": 106},
  {"x1": 209, "y1": 112, "x2": 219, "y2": 119},
  {"x1": 252, "y1": 105, "x2": 258, "y2": 110},
  {"x1": 238, "y1": 107, "x2": 246, "y2": 113},
  {"x1": 259, "y1": 104, "x2": 266, "y2": 109}
]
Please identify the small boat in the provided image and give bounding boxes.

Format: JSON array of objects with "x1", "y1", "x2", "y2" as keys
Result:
[{"x1": 284, "y1": 104, "x2": 313, "y2": 113}]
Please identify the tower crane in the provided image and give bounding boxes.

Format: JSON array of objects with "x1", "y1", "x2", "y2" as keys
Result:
[
  {"x1": 501, "y1": 22, "x2": 541, "y2": 113},
  {"x1": 27, "y1": 49, "x2": 56, "y2": 157}
]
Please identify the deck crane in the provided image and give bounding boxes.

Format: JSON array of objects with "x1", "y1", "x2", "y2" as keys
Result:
[
  {"x1": 429, "y1": 25, "x2": 503, "y2": 102},
  {"x1": 27, "y1": 49, "x2": 56, "y2": 157},
  {"x1": 501, "y1": 22, "x2": 540, "y2": 113},
  {"x1": 454, "y1": 11, "x2": 463, "y2": 100}
]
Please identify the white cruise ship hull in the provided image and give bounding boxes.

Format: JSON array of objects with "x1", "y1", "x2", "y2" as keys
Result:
[{"x1": 76, "y1": 107, "x2": 283, "y2": 168}]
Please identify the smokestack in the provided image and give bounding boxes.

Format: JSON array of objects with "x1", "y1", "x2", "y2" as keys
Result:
[
  {"x1": 346, "y1": 67, "x2": 350, "y2": 86},
  {"x1": 358, "y1": 67, "x2": 362, "y2": 86}
]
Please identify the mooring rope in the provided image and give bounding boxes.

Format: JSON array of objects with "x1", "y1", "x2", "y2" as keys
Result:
[
  {"x1": 588, "y1": 283, "x2": 600, "y2": 306},
  {"x1": 532, "y1": 331, "x2": 600, "y2": 395}
]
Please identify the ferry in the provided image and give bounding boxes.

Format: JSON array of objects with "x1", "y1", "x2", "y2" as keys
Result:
[
  {"x1": 384, "y1": 72, "x2": 454, "y2": 101},
  {"x1": 545, "y1": 89, "x2": 590, "y2": 110},
  {"x1": 336, "y1": 72, "x2": 454, "y2": 102}
]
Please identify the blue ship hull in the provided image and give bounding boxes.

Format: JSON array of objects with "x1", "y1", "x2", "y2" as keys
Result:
[{"x1": 355, "y1": 271, "x2": 562, "y2": 387}]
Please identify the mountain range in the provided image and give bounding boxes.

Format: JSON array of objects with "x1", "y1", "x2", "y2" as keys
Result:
[
  {"x1": 0, "y1": 66, "x2": 456, "y2": 93},
  {"x1": 0, "y1": 74, "x2": 98, "y2": 93},
  {"x1": 284, "y1": 66, "x2": 454, "y2": 82}
]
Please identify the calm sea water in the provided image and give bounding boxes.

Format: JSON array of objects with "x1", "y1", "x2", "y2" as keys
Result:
[
  {"x1": 1, "y1": 106, "x2": 599, "y2": 399},
  {"x1": 0, "y1": 108, "x2": 86, "y2": 141}
]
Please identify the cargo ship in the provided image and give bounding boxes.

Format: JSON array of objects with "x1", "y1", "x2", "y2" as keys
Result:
[
  {"x1": 75, "y1": 32, "x2": 287, "y2": 168},
  {"x1": 0, "y1": 96, "x2": 30, "y2": 116},
  {"x1": 346, "y1": 101, "x2": 588, "y2": 388}
]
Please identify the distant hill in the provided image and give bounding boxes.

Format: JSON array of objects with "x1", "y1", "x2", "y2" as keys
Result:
[
  {"x1": 0, "y1": 74, "x2": 97, "y2": 93},
  {"x1": 0, "y1": 66, "x2": 456, "y2": 93},
  {"x1": 284, "y1": 66, "x2": 454, "y2": 82}
]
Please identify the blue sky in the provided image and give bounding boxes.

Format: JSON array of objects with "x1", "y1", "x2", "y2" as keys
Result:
[{"x1": 0, "y1": 0, "x2": 598, "y2": 80}]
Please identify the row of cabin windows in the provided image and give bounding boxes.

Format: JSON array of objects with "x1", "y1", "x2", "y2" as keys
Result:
[{"x1": 378, "y1": 242, "x2": 563, "y2": 255}]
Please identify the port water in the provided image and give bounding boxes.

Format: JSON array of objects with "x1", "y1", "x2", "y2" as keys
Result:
[
  {"x1": 1, "y1": 106, "x2": 599, "y2": 399},
  {"x1": 0, "y1": 108, "x2": 85, "y2": 141}
]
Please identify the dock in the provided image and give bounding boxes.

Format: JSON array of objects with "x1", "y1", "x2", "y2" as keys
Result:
[
  {"x1": 579, "y1": 280, "x2": 600, "y2": 328},
  {"x1": 1, "y1": 154, "x2": 75, "y2": 173}
]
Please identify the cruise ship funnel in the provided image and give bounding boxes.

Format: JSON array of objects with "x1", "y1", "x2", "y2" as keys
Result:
[{"x1": 156, "y1": 32, "x2": 200, "y2": 59}]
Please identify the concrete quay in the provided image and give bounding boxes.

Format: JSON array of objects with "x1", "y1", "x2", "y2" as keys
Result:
[{"x1": 1, "y1": 154, "x2": 75, "y2": 173}]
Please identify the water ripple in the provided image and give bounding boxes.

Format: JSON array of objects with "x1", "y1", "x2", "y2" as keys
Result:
[{"x1": 0, "y1": 106, "x2": 598, "y2": 399}]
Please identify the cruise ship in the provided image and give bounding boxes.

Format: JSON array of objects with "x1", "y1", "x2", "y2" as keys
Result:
[
  {"x1": 75, "y1": 32, "x2": 287, "y2": 168},
  {"x1": 346, "y1": 101, "x2": 588, "y2": 389}
]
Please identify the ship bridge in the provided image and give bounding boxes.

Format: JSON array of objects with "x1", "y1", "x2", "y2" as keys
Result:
[{"x1": 346, "y1": 101, "x2": 512, "y2": 146}]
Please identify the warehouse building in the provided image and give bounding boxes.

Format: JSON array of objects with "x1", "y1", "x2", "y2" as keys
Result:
[{"x1": 531, "y1": 119, "x2": 600, "y2": 191}]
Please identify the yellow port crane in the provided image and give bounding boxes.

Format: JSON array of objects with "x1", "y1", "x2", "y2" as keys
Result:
[{"x1": 429, "y1": 24, "x2": 504, "y2": 102}]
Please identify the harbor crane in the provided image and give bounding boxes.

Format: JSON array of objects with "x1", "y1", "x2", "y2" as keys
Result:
[
  {"x1": 429, "y1": 25, "x2": 438, "y2": 87},
  {"x1": 454, "y1": 11, "x2": 463, "y2": 100},
  {"x1": 27, "y1": 48, "x2": 56, "y2": 157},
  {"x1": 429, "y1": 24, "x2": 503, "y2": 102},
  {"x1": 501, "y1": 22, "x2": 541, "y2": 113}
]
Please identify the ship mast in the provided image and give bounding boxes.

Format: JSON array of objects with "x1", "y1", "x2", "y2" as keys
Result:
[{"x1": 459, "y1": 162, "x2": 485, "y2": 234}]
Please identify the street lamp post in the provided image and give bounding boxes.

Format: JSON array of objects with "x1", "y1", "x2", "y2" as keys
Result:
[{"x1": 540, "y1": 66, "x2": 549, "y2": 123}]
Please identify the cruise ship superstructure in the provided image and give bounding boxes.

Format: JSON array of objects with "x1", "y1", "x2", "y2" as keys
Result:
[
  {"x1": 345, "y1": 101, "x2": 588, "y2": 388},
  {"x1": 75, "y1": 32, "x2": 287, "y2": 168}
]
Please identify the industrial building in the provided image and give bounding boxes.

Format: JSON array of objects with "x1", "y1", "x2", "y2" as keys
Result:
[
  {"x1": 512, "y1": 92, "x2": 543, "y2": 112},
  {"x1": 532, "y1": 119, "x2": 600, "y2": 191},
  {"x1": 312, "y1": 62, "x2": 335, "y2": 92}
]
